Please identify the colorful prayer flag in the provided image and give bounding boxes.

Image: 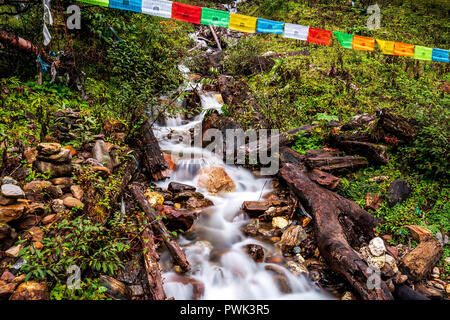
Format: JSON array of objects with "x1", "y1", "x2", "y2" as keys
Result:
[
  {"x1": 432, "y1": 48, "x2": 449, "y2": 63},
  {"x1": 200, "y1": 8, "x2": 229, "y2": 28},
  {"x1": 333, "y1": 31, "x2": 353, "y2": 49},
  {"x1": 352, "y1": 35, "x2": 375, "y2": 51},
  {"x1": 142, "y1": 0, "x2": 172, "y2": 18},
  {"x1": 171, "y1": 2, "x2": 202, "y2": 24},
  {"x1": 307, "y1": 27, "x2": 332, "y2": 46},
  {"x1": 256, "y1": 18, "x2": 284, "y2": 34},
  {"x1": 78, "y1": 0, "x2": 109, "y2": 7},
  {"x1": 376, "y1": 39, "x2": 395, "y2": 55},
  {"x1": 414, "y1": 46, "x2": 433, "y2": 61},
  {"x1": 229, "y1": 13, "x2": 257, "y2": 33},
  {"x1": 283, "y1": 23, "x2": 309, "y2": 41},
  {"x1": 393, "y1": 42, "x2": 415, "y2": 57},
  {"x1": 109, "y1": 0, "x2": 142, "y2": 12}
]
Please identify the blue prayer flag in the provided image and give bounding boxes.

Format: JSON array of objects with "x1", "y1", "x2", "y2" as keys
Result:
[
  {"x1": 109, "y1": 0, "x2": 142, "y2": 13},
  {"x1": 256, "y1": 18, "x2": 284, "y2": 34},
  {"x1": 432, "y1": 48, "x2": 449, "y2": 63}
]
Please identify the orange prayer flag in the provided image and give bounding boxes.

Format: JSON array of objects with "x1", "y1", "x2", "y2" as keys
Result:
[
  {"x1": 376, "y1": 39, "x2": 395, "y2": 55},
  {"x1": 307, "y1": 28, "x2": 332, "y2": 46},
  {"x1": 393, "y1": 42, "x2": 415, "y2": 57},
  {"x1": 352, "y1": 35, "x2": 375, "y2": 51}
]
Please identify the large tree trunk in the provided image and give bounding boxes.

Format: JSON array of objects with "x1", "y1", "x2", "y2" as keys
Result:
[
  {"x1": 279, "y1": 163, "x2": 393, "y2": 300},
  {"x1": 0, "y1": 29, "x2": 47, "y2": 60},
  {"x1": 139, "y1": 121, "x2": 169, "y2": 181},
  {"x1": 130, "y1": 184, "x2": 190, "y2": 272}
]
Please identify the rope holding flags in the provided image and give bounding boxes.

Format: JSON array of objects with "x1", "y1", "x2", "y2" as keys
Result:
[{"x1": 76, "y1": 0, "x2": 449, "y2": 63}]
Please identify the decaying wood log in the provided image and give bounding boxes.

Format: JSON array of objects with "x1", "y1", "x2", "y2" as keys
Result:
[
  {"x1": 374, "y1": 109, "x2": 417, "y2": 143},
  {"x1": 394, "y1": 284, "x2": 430, "y2": 300},
  {"x1": 279, "y1": 163, "x2": 393, "y2": 300},
  {"x1": 140, "y1": 121, "x2": 169, "y2": 181},
  {"x1": 306, "y1": 169, "x2": 341, "y2": 190},
  {"x1": 400, "y1": 238, "x2": 443, "y2": 281},
  {"x1": 305, "y1": 155, "x2": 368, "y2": 173},
  {"x1": 331, "y1": 138, "x2": 388, "y2": 165},
  {"x1": 137, "y1": 215, "x2": 167, "y2": 300},
  {"x1": 238, "y1": 125, "x2": 314, "y2": 161},
  {"x1": 130, "y1": 184, "x2": 190, "y2": 272}
]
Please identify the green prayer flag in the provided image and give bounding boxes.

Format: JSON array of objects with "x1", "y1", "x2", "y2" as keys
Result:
[
  {"x1": 201, "y1": 8, "x2": 230, "y2": 28},
  {"x1": 414, "y1": 46, "x2": 433, "y2": 61},
  {"x1": 78, "y1": 0, "x2": 109, "y2": 7},
  {"x1": 333, "y1": 31, "x2": 353, "y2": 49}
]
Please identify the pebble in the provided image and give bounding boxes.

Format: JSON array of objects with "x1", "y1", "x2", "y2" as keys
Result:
[
  {"x1": 341, "y1": 291, "x2": 356, "y2": 300},
  {"x1": 369, "y1": 237, "x2": 386, "y2": 257},
  {"x1": 5, "y1": 244, "x2": 23, "y2": 258},
  {"x1": 272, "y1": 217, "x2": 289, "y2": 229},
  {"x1": 2, "y1": 176, "x2": 17, "y2": 185},
  {"x1": 51, "y1": 199, "x2": 66, "y2": 213}
]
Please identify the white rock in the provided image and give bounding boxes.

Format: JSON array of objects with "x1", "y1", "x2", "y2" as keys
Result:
[
  {"x1": 369, "y1": 237, "x2": 386, "y2": 257},
  {"x1": 1, "y1": 184, "x2": 25, "y2": 199},
  {"x1": 367, "y1": 254, "x2": 386, "y2": 270}
]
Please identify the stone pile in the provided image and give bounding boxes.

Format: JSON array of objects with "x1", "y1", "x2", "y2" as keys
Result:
[{"x1": 34, "y1": 143, "x2": 72, "y2": 178}]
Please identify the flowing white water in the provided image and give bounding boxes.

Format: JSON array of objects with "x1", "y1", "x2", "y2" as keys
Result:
[{"x1": 152, "y1": 62, "x2": 330, "y2": 300}]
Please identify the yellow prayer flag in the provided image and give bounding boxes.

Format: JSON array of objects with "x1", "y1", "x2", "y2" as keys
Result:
[
  {"x1": 229, "y1": 13, "x2": 257, "y2": 33},
  {"x1": 376, "y1": 39, "x2": 395, "y2": 55},
  {"x1": 352, "y1": 35, "x2": 375, "y2": 51},
  {"x1": 393, "y1": 42, "x2": 415, "y2": 57}
]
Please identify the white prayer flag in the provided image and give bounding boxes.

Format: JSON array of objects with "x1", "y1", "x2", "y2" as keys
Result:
[
  {"x1": 283, "y1": 23, "x2": 309, "y2": 41},
  {"x1": 142, "y1": 0, "x2": 173, "y2": 19}
]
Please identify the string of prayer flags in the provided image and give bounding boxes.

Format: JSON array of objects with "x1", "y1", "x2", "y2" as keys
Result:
[
  {"x1": 307, "y1": 27, "x2": 332, "y2": 46},
  {"x1": 256, "y1": 18, "x2": 284, "y2": 34},
  {"x1": 142, "y1": 0, "x2": 172, "y2": 18},
  {"x1": 432, "y1": 48, "x2": 450, "y2": 63},
  {"x1": 352, "y1": 35, "x2": 375, "y2": 51},
  {"x1": 171, "y1": 2, "x2": 202, "y2": 24},
  {"x1": 229, "y1": 13, "x2": 257, "y2": 33},
  {"x1": 376, "y1": 39, "x2": 395, "y2": 55},
  {"x1": 283, "y1": 23, "x2": 309, "y2": 41},
  {"x1": 414, "y1": 46, "x2": 433, "y2": 61},
  {"x1": 109, "y1": 0, "x2": 142, "y2": 13},
  {"x1": 79, "y1": 0, "x2": 110, "y2": 7},
  {"x1": 393, "y1": 42, "x2": 415, "y2": 57},
  {"x1": 78, "y1": 0, "x2": 449, "y2": 63},
  {"x1": 201, "y1": 8, "x2": 230, "y2": 28},
  {"x1": 333, "y1": 31, "x2": 353, "y2": 49}
]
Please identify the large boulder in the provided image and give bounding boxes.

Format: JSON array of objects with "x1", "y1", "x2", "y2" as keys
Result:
[
  {"x1": 10, "y1": 281, "x2": 49, "y2": 300},
  {"x1": 197, "y1": 166, "x2": 236, "y2": 194}
]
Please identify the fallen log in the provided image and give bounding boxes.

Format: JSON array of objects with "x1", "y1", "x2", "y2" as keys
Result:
[
  {"x1": 305, "y1": 155, "x2": 368, "y2": 173},
  {"x1": 138, "y1": 218, "x2": 167, "y2": 300},
  {"x1": 400, "y1": 238, "x2": 443, "y2": 281},
  {"x1": 130, "y1": 184, "x2": 190, "y2": 272},
  {"x1": 306, "y1": 169, "x2": 341, "y2": 190},
  {"x1": 331, "y1": 139, "x2": 388, "y2": 165},
  {"x1": 139, "y1": 121, "x2": 170, "y2": 181},
  {"x1": 279, "y1": 163, "x2": 393, "y2": 300}
]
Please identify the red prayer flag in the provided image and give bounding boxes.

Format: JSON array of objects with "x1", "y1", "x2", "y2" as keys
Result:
[
  {"x1": 307, "y1": 27, "x2": 332, "y2": 46},
  {"x1": 172, "y1": 2, "x2": 202, "y2": 24}
]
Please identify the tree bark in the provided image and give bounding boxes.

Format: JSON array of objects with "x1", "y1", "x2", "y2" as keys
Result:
[
  {"x1": 130, "y1": 183, "x2": 190, "y2": 272},
  {"x1": 138, "y1": 218, "x2": 167, "y2": 300},
  {"x1": 139, "y1": 121, "x2": 169, "y2": 181},
  {"x1": 0, "y1": 29, "x2": 47, "y2": 60},
  {"x1": 279, "y1": 163, "x2": 393, "y2": 300}
]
